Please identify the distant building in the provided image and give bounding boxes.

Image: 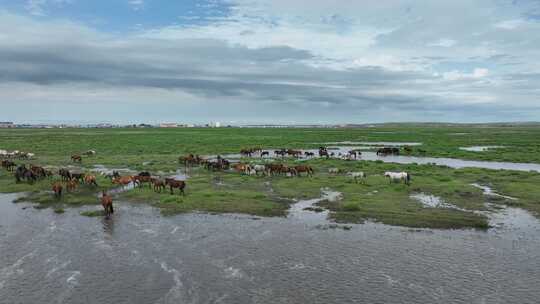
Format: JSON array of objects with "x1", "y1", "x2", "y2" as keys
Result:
[
  {"x1": 0, "y1": 121, "x2": 14, "y2": 128},
  {"x1": 159, "y1": 123, "x2": 178, "y2": 128}
]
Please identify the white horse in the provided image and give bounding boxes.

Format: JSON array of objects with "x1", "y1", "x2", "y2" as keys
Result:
[
  {"x1": 348, "y1": 172, "x2": 366, "y2": 183},
  {"x1": 252, "y1": 165, "x2": 266, "y2": 176},
  {"x1": 384, "y1": 171, "x2": 411, "y2": 185},
  {"x1": 328, "y1": 168, "x2": 341, "y2": 174}
]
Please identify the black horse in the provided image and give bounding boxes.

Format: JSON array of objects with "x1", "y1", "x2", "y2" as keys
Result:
[{"x1": 15, "y1": 165, "x2": 36, "y2": 183}]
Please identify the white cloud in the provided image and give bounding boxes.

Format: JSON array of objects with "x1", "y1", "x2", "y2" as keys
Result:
[
  {"x1": 427, "y1": 39, "x2": 457, "y2": 48},
  {"x1": 24, "y1": 0, "x2": 72, "y2": 16},
  {"x1": 128, "y1": 0, "x2": 145, "y2": 11},
  {"x1": 443, "y1": 68, "x2": 489, "y2": 81}
]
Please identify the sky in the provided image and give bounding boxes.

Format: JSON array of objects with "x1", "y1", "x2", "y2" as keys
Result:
[{"x1": 1, "y1": 0, "x2": 540, "y2": 124}]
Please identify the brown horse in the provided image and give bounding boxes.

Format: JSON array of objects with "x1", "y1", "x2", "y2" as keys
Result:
[
  {"x1": 165, "y1": 178, "x2": 186, "y2": 195},
  {"x1": 52, "y1": 182, "x2": 63, "y2": 198},
  {"x1": 66, "y1": 179, "x2": 78, "y2": 192},
  {"x1": 152, "y1": 178, "x2": 166, "y2": 193},
  {"x1": 71, "y1": 172, "x2": 86, "y2": 183},
  {"x1": 112, "y1": 176, "x2": 134, "y2": 187},
  {"x1": 100, "y1": 191, "x2": 114, "y2": 217},
  {"x1": 84, "y1": 175, "x2": 98, "y2": 187},
  {"x1": 71, "y1": 154, "x2": 82, "y2": 162},
  {"x1": 265, "y1": 164, "x2": 284, "y2": 176},
  {"x1": 294, "y1": 165, "x2": 314, "y2": 177},
  {"x1": 233, "y1": 163, "x2": 249, "y2": 174},
  {"x1": 133, "y1": 175, "x2": 152, "y2": 188}
]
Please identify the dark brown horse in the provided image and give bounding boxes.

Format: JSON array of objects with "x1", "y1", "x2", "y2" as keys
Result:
[
  {"x1": 165, "y1": 178, "x2": 186, "y2": 195},
  {"x1": 59, "y1": 168, "x2": 72, "y2": 181},
  {"x1": 101, "y1": 191, "x2": 114, "y2": 217},
  {"x1": 133, "y1": 175, "x2": 152, "y2": 188},
  {"x1": 71, "y1": 154, "x2": 82, "y2": 162},
  {"x1": 1, "y1": 160, "x2": 16, "y2": 171}
]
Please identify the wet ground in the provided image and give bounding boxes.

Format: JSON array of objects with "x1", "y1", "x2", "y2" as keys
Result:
[{"x1": 1, "y1": 192, "x2": 540, "y2": 304}]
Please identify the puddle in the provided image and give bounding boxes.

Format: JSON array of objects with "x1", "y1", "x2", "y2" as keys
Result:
[
  {"x1": 288, "y1": 188, "x2": 342, "y2": 222},
  {"x1": 410, "y1": 193, "x2": 467, "y2": 212},
  {"x1": 460, "y1": 146, "x2": 505, "y2": 152}
]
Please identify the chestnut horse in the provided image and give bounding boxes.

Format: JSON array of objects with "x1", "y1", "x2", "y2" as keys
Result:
[
  {"x1": 100, "y1": 191, "x2": 114, "y2": 217},
  {"x1": 52, "y1": 182, "x2": 63, "y2": 198},
  {"x1": 84, "y1": 175, "x2": 98, "y2": 187},
  {"x1": 294, "y1": 165, "x2": 314, "y2": 177}
]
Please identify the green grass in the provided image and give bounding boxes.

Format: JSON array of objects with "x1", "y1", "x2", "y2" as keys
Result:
[{"x1": 1, "y1": 125, "x2": 540, "y2": 228}]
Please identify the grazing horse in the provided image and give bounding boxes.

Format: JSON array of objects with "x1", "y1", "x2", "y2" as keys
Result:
[
  {"x1": 274, "y1": 149, "x2": 287, "y2": 158},
  {"x1": 113, "y1": 176, "x2": 134, "y2": 188},
  {"x1": 377, "y1": 147, "x2": 400, "y2": 156},
  {"x1": 133, "y1": 174, "x2": 152, "y2": 188},
  {"x1": 180, "y1": 154, "x2": 201, "y2": 167},
  {"x1": 304, "y1": 151, "x2": 315, "y2": 158},
  {"x1": 265, "y1": 164, "x2": 283, "y2": 176},
  {"x1": 66, "y1": 179, "x2": 78, "y2": 192},
  {"x1": 71, "y1": 172, "x2": 86, "y2": 183},
  {"x1": 318, "y1": 147, "x2": 329, "y2": 159},
  {"x1": 84, "y1": 175, "x2": 98, "y2": 187},
  {"x1": 384, "y1": 172, "x2": 411, "y2": 185},
  {"x1": 100, "y1": 191, "x2": 114, "y2": 217},
  {"x1": 59, "y1": 168, "x2": 72, "y2": 181},
  {"x1": 294, "y1": 165, "x2": 314, "y2": 177},
  {"x1": 15, "y1": 165, "x2": 36, "y2": 183},
  {"x1": 348, "y1": 151, "x2": 360, "y2": 159},
  {"x1": 348, "y1": 172, "x2": 366, "y2": 183},
  {"x1": 287, "y1": 150, "x2": 303, "y2": 158},
  {"x1": 83, "y1": 150, "x2": 96, "y2": 156},
  {"x1": 104, "y1": 171, "x2": 121, "y2": 181},
  {"x1": 260, "y1": 151, "x2": 270, "y2": 158},
  {"x1": 165, "y1": 178, "x2": 186, "y2": 195},
  {"x1": 1, "y1": 160, "x2": 16, "y2": 171},
  {"x1": 52, "y1": 183, "x2": 63, "y2": 198},
  {"x1": 240, "y1": 149, "x2": 254, "y2": 157},
  {"x1": 251, "y1": 164, "x2": 267, "y2": 176},
  {"x1": 30, "y1": 165, "x2": 47, "y2": 179},
  {"x1": 280, "y1": 166, "x2": 297, "y2": 177},
  {"x1": 152, "y1": 178, "x2": 166, "y2": 193},
  {"x1": 233, "y1": 163, "x2": 250, "y2": 174},
  {"x1": 71, "y1": 154, "x2": 82, "y2": 163},
  {"x1": 328, "y1": 168, "x2": 341, "y2": 174}
]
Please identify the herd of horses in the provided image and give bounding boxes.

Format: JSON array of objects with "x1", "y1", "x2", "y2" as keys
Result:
[{"x1": 1, "y1": 144, "x2": 417, "y2": 217}]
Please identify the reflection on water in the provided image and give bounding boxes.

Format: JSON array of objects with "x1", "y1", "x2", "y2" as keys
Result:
[{"x1": 2, "y1": 193, "x2": 540, "y2": 304}]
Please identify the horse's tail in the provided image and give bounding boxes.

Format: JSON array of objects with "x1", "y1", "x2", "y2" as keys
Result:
[{"x1": 406, "y1": 173, "x2": 411, "y2": 183}]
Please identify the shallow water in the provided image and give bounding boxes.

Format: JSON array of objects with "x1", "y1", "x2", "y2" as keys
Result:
[
  {"x1": 222, "y1": 147, "x2": 540, "y2": 173},
  {"x1": 460, "y1": 146, "x2": 505, "y2": 152},
  {"x1": 2, "y1": 193, "x2": 540, "y2": 304}
]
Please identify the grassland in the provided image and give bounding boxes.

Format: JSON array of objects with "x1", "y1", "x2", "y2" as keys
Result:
[{"x1": 1, "y1": 125, "x2": 540, "y2": 229}]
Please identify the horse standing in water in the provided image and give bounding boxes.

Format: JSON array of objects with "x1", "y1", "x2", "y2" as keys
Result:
[{"x1": 101, "y1": 191, "x2": 114, "y2": 217}]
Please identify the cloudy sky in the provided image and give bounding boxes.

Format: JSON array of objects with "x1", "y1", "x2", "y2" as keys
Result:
[{"x1": 1, "y1": 0, "x2": 539, "y2": 124}]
